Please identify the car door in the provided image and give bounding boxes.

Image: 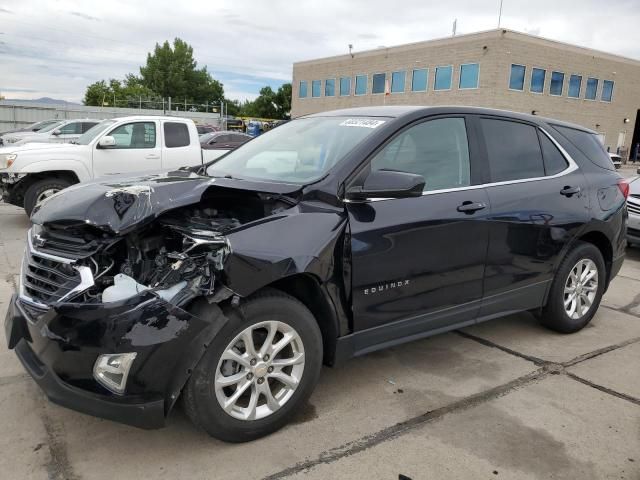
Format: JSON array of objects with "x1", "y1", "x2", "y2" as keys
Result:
[
  {"x1": 162, "y1": 121, "x2": 195, "y2": 170},
  {"x1": 92, "y1": 120, "x2": 161, "y2": 179},
  {"x1": 347, "y1": 116, "x2": 490, "y2": 347},
  {"x1": 476, "y1": 116, "x2": 589, "y2": 317}
]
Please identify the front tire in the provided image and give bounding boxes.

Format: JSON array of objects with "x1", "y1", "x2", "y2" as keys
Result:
[
  {"x1": 183, "y1": 289, "x2": 323, "y2": 442},
  {"x1": 541, "y1": 242, "x2": 606, "y2": 333},
  {"x1": 23, "y1": 177, "x2": 72, "y2": 216}
]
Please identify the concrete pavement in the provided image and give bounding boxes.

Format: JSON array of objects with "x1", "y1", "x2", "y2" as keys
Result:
[{"x1": 0, "y1": 201, "x2": 638, "y2": 480}]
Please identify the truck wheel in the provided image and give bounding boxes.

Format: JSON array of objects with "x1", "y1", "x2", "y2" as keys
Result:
[
  {"x1": 183, "y1": 289, "x2": 323, "y2": 442},
  {"x1": 24, "y1": 178, "x2": 71, "y2": 216},
  {"x1": 540, "y1": 242, "x2": 605, "y2": 333}
]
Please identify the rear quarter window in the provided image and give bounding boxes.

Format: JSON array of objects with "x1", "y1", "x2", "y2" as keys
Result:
[
  {"x1": 551, "y1": 125, "x2": 614, "y2": 171},
  {"x1": 164, "y1": 122, "x2": 191, "y2": 148}
]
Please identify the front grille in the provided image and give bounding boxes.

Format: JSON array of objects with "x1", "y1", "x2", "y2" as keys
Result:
[
  {"x1": 627, "y1": 201, "x2": 640, "y2": 216},
  {"x1": 34, "y1": 226, "x2": 103, "y2": 260},
  {"x1": 628, "y1": 227, "x2": 640, "y2": 238},
  {"x1": 22, "y1": 252, "x2": 81, "y2": 304},
  {"x1": 20, "y1": 229, "x2": 94, "y2": 306}
]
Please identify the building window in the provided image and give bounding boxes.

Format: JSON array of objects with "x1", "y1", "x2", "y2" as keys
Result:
[
  {"x1": 601, "y1": 80, "x2": 614, "y2": 102},
  {"x1": 530, "y1": 68, "x2": 545, "y2": 93},
  {"x1": 411, "y1": 68, "x2": 428, "y2": 91},
  {"x1": 509, "y1": 64, "x2": 526, "y2": 91},
  {"x1": 550, "y1": 71, "x2": 564, "y2": 96},
  {"x1": 459, "y1": 63, "x2": 479, "y2": 89},
  {"x1": 339, "y1": 77, "x2": 351, "y2": 96},
  {"x1": 325, "y1": 79, "x2": 335, "y2": 97},
  {"x1": 568, "y1": 75, "x2": 582, "y2": 98},
  {"x1": 434, "y1": 66, "x2": 452, "y2": 90},
  {"x1": 355, "y1": 75, "x2": 367, "y2": 95},
  {"x1": 312, "y1": 80, "x2": 321, "y2": 97},
  {"x1": 299, "y1": 81, "x2": 308, "y2": 98},
  {"x1": 391, "y1": 71, "x2": 406, "y2": 93},
  {"x1": 585, "y1": 77, "x2": 598, "y2": 100},
  {"x1": 372, "y1": 73, "x2": 386, "y2": 94}
]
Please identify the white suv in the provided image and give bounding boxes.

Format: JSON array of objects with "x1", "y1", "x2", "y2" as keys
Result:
[{"x1": 3, "y1": 119, "x2": 101, "y2": 145}]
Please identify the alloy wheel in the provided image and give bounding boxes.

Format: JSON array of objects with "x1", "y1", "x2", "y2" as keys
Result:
[
  {"x1": 563, "y1": 258, "x2": 598, "y2": 320},
  {"x1": 36, "y1": 188, "x2": 60, "y2": 205},
  {"x1": 214, "y1": 320, "x2": 305, "y2": 421}
]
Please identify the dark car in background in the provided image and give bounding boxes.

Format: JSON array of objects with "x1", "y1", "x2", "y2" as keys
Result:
[
  {"x1": 5, "y1": 106, "x2": 626, "y2": 443},
  {"x1": 200, "y1": 130, "x2": 252, "y2": 152},
  {"x1": 196, "y1": 124, "x2": 218, "y2": 136}
]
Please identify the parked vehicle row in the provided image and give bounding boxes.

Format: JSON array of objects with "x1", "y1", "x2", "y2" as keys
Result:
[
  {"x1": 1, "y1": 119, "x2": 101, "y2": 146},
  {"x1": 3, "y1": 106, "x2": 627, "y2": 443},
  {"x1": 0, "y1": 119, "x2": 62, "y2": 146},
  {"x1": 0, "y1": 116, "x2": 244, "y2": 215}
]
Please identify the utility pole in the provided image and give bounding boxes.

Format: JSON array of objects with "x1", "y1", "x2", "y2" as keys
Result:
[
  {"x1": 139, "y1": 96, "x2": 142, "y2": 110},
  {"x1": 498, "y1": 0, "x2": 504, "y2": 28}
]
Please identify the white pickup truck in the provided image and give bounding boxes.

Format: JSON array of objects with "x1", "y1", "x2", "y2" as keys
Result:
[{"x1": 0, "y1": 116, "x2": 226, "y2": 215}]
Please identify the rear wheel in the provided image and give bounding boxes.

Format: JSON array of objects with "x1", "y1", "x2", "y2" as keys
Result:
[
  {"x1": 183, "y1": 290, "x2": 323, "y2": 442},
  {"x1": 541, "y1": 242, "x2": 605, "y2": 333},
  {"x1": 23, "y1": 177, "x2": 71, "y2": 216}
]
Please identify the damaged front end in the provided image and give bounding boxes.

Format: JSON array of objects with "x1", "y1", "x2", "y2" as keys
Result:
[
  {"x1": 24, "y1": 206, "x2": 235, "y2": 308},
  {"x1": 6, "y1": 173, "x2": 305, "y2": 429}
]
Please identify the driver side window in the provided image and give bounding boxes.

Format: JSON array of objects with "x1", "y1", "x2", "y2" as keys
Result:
[
  {"x1": 371, "y1": 117, "x2": 471, "y2": 191},
  {"x1": 59, "y1": 122, "x2": 81, "y2": 134},
  {"x1": 108, "y1": 122, "x2": 156, "y2": 149}
]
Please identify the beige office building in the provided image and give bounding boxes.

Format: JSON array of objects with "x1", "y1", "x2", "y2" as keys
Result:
[{"x1": 291, "y1": 29, "x2": 640, "y2": 157}]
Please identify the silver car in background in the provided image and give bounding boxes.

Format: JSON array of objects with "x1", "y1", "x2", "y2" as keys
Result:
[{"x1": 627, "y1": 177, "x2": 640, "y2": 245}]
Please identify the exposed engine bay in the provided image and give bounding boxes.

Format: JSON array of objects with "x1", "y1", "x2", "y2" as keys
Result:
[{"x1": 27, "y1": 188, "x2": 296, "y2": 306}]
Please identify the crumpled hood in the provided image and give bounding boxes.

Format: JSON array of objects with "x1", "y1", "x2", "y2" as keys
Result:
[{"x1": 31, "y1": 171, "x2": 303, "y2": 234}]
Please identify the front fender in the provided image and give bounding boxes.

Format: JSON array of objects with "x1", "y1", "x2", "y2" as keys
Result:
[
  {"x1": 223, "y1": 211, "x2": 347, "y2": 297},
  {"x1": 13, "y1": 159, "x2": 91, "y2": 182}
]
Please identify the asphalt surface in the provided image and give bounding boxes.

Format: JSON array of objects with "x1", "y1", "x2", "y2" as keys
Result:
[{"x1": 0, "y1": 200, "x2": 638, "y2": 480}]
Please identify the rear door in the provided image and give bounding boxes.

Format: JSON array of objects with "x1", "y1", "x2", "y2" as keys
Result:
[
  {"x1": 476, "y1": 116, "x2": 588, "y2": 316},
  {"x1": 162, "y1": 121, "x2": 197, "y2": 169},
  {"x1": 347, "y1": 116, "x2": 490, "y2": 348},
  {"x1": 92, "y1": 120, "x2": 161, "y2": 178}
]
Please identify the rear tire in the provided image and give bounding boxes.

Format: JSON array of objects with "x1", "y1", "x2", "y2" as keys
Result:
[
  {"x1": 541, "y1": 242, "x2": 605, "y2": 333},
  {"x1": 23, "y1": 177, "x2": 71, "y2": 216},
  {"x1": 183, "y1": 289, "x2": 323, "y2": 442}
]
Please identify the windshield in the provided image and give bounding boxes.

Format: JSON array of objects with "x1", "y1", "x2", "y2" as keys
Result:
[
  {"x1": 38, "y1": 121, "x2": 64, "y2": 133},
  {"x1": 207, "y1": 116, "x2": 386, "y2": 183},
  {"x1": 75, "y1": 120, "x2": 117, "y2": 145},
  {"x1": 200, "y1": 132, "x2": 215, "y2": 144}
]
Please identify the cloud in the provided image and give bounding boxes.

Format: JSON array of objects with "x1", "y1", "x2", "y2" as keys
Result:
[
  {"x1": 69, "y1": 11, "x2": 100, "y2": 21},
  {"x1": 3, "y1": 0, "x2": 640, "y2": 103}
]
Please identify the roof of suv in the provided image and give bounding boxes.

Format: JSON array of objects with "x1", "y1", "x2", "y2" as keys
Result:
[{"x1": 305, "y1": 106, "x2": 597, "y2": 135}]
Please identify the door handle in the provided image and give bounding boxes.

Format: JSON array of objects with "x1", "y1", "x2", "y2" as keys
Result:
[
  {"x1": 457, "y1": 201, "x2": 486, "y2": 214},
  {"x1": 560, "y1": 186, "x2": 581, "y2": 197},
  {"x1": 145, "y1": 154, "x2": 160, "y2": 159}
]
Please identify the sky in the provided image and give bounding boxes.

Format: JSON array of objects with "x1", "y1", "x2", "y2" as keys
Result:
[{"x1": 1, "y1": 0, "x2": 639, "y2": 103}]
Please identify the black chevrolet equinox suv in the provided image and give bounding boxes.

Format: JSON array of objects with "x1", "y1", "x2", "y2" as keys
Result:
[{"x1": 5, "y1": 106, "x2": 627, "y2": 442}]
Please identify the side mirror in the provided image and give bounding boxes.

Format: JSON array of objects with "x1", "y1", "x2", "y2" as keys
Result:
[
  {"x1": 98, "y1": 136, "x2": 116, "y2": 148},
  {"x1": 51, "y1": 129, "x2": 61, "y2": 136},
  {"x1": 346, "y1": 170, "x2": 425, "y2": 201}
]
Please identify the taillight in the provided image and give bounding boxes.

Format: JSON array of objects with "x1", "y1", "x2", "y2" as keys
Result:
[{"x1": 618, "y1": 179, "x2": 630, "y2": 199}]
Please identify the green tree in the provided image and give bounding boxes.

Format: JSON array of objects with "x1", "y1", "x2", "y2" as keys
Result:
[
  {"x1": 275, "y1": 83, "x2": 292, "y2": 119},
  {"x1": 139, "y1": 38, "x2": 224, "y2": 105}
]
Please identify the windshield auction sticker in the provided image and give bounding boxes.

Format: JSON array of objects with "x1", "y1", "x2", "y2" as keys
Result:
[{"x1": 339, "y1": 119, "x2": 386, "y2": 129}]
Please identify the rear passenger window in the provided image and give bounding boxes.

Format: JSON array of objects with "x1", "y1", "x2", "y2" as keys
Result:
[
  {"x1": 539, "y1": 132, "x2": 568, "y2": 175},
  {"x1": 481, "y1": 119, "x2": 544, "y2": 182},
  {"x1": 371, "y1": 117, "x2": 470, "y2": 191},
  {"x1": 164, "y1": 122, "x2": 190, "y2": 148},
  {"x1": 552, "y1": 125, "x2": 614, "y2": 171}
]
